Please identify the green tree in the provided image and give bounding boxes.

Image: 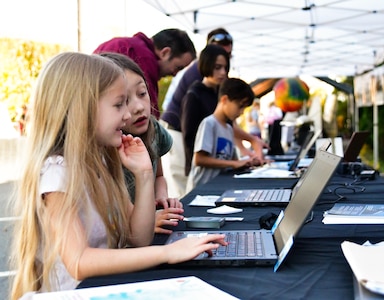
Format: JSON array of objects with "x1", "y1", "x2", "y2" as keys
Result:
[
  {"x1": 158, "y1": 76, "x2": 172, "y2": 115},
  {"x1": 0, "y1": 38, "x2": 69, "y2": 121}
]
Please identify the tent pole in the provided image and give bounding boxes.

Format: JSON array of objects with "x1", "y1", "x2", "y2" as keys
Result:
[
  {"x1": 77, "y1": 0, "x2": 81, "y2": 52},
  {"x1": 371, "y1": 76, "x2": 379, "y2": 169}
]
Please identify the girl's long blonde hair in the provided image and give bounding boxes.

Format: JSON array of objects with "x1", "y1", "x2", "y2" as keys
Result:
[{"x1": 10, "y1": 52, "x2": 131, "y2": 299}]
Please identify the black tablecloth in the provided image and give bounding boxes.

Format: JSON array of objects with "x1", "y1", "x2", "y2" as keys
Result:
[{"x1": 77, "y1": 170, "x2": 384, "y2": 300}]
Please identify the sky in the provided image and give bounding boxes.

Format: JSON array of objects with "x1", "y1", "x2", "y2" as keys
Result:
[{"x1": 0, "y1": 0, "x2": 206, "y2": 54}]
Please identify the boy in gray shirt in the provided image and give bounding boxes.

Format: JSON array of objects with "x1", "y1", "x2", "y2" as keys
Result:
[{"x1": 186, "y1": 78, "x2": 257, "y2": 192}]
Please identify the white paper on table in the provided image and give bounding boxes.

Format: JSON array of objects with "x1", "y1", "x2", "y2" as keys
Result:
[
  {"x1": 297, "y1": 158, "x2": 313, "y2": 168},
  {"x1": 188, "y1": 195, "x2": 220, "y2": 206},
  {"x1": 341, "y1": 240, "x2": 384, "y2": 295},
  {"x1": 234, "y1": 167, "x2": 296, "y2": 178},
  {"x1": 32, "y1": 276, "x2": 239, "y2": 299},
  {"x1": 207, "y1": 205, "x2": 243, "y2": 214},
  {"x1": 322, "y1": 216, "x2": 384, "y2": 224}
]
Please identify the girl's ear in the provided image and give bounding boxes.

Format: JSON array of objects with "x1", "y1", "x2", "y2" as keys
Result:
[{"x1": 158, "y1": 47, "x2": 171, "y2": 60}]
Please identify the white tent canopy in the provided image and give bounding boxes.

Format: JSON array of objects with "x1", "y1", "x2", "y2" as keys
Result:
[{"x1": 143, "y1": 0, "x2": 384, "y2": 80}]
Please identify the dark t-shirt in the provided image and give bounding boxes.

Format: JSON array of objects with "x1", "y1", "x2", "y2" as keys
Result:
[
  {"x1": 161, "y1": 61, "x2": 202, "y2": 130},
  {"x1": 181, "y1": 80, "x2": 218, "y2": 175}
]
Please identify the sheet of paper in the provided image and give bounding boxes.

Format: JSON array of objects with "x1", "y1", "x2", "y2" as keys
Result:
[
  {"x1": 322, "y1": 217, "x2": 384, "y2": 224},
  {"x1": 188, "y1": 195, "x2": 220, "y2": 207},
  {"x1": 207, "y1": 205, "x2": 243, "y2": 215},
  {"x1": 33, "y1": 276, "x2": 240, "y2": 299},
  {"x1": 322, "y1": 203, "x2": 384, "y2": 224},
  {"x1": 341, "y1": 240, "x2": 384, "y2": 295},
  {"x1": 297, "y1": 158, "x2": 313, "y2": 168},
  {"x1": 234, "y1": 167, "x2": 296, "y2": 178}
]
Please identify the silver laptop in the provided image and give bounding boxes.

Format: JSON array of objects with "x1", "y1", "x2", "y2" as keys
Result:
[
  {"x1": 267, "y1": 129, "x2": 322, "y2": 172},
  {"x1": 215, "y1": 135, "x2": 329, "y2": 207},
  {"x1": 232, "y1": 130, "x2": 323, "y2": 180},
  {"x1": 165, "y1": 150, "x2": 341, "y2": 270},
  {"x1": 264, "y1": 130, "x2": 315, "y2": 162},
  {"x1": 215, "y1": 187, "x2": 292, "y2": 207}
]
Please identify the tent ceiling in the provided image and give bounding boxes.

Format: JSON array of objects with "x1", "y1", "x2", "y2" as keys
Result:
[{"x1": 143, "y1": 0, "x2": 384, "y2": 80}]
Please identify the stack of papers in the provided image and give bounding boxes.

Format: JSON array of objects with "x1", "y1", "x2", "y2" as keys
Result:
[
  {"x1": 207, "y1": 205, "x2": 243, "y2": 215},
  {"x1": 322, "y1": 203, "x2": 384, "y2": 224},
  {"x1": 341, "y1": 241, "x2": 384, "y2": 296}
]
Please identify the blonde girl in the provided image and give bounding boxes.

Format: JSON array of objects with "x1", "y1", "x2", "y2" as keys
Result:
[{"x1": 10, "y1": 52, "x2": 226, "y2": 299}]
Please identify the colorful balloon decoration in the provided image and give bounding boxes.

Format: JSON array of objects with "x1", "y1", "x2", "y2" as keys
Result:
[{"x1": 273, "y1": 78, "x2": 309, "y2": 112}]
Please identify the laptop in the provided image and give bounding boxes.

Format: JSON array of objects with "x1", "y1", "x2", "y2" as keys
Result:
[
  {"x1": 316, "y1": 137, "x2": 344, "y2": 157},
  {"x1": 233, "y1": 130, "x2": 323, "y2": 179},
  {"x1": 216, "y1": 136, "x2": 330, "y2": 207},
  {"x1": 343, "y1": 131, "x2": 369, "y2": 162},
  {"x1": 264, "y1": 130, "x2": 315, "y2": 162},
  {"x1": 269, "y1": 129, "x2": 322, "y2": 172},
  {"x1": 317, "y1": 131, "x2": 369, "y2": 163},
  {"x1": 165, "y1": 150, "x2": 341, "y2": 269}
]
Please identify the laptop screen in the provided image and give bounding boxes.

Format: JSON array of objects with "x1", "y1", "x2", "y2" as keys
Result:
[
  {"x1": 343, "y1": 131, "x2": 369, "y2": 162},
  {"x1": 288, "y1": 129, "x2": 321, "y2": 171},
  {"x1": 273, "y1": 150, "x2": 341, "y2": 255}
]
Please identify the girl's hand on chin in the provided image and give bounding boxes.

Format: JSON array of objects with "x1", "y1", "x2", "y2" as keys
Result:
[{"x1": 118, "y1": 134, "x2": 152, "y2": 173}]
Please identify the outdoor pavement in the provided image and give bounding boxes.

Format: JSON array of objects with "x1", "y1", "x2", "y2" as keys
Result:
[
  {"x1": 0, "y1": 135, "x2": 26, "y2": 299},
  {"x1": 0, "y1": 180, "x2": 15, "y2": 300}
]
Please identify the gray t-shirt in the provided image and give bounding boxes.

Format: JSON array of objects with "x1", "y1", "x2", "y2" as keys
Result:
[{"x1": 187, "y1": 115, "x2": 235, "y2": 192}]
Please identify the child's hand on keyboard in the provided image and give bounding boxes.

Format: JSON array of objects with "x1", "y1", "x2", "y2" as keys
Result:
[{"x1": 165, "y1": 234, "x2": 227, "y2": 263}]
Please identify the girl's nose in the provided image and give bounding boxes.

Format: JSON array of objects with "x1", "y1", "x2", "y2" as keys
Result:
[
  {"x1": 132, "y1": 98, "x2": 144, "y2": 113},
  {"x1": 123, "y1": 107, "x2": 131, "y2": 121}
]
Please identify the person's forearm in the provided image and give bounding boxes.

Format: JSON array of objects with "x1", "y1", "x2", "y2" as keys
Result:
[
  {"x1": 233, "y1": 123, "x2": 267, "y2": 157},
  {"x1": 76, "y1": 246, "x2": 167, "y2": 280},
  {"x1": 129, "y1": 170, "x2": 156, "y2": 246},
  {"x1": 235, "y1": 137, "x2": 251, "y2": 156},
  {"x1": 195, "y1": 155, "x2": 238, "y2": 169},
  {"x1": 155, "y1": 176, "x2": 168, "y2": 202},
  {"x1": 233, "y1": 122, "x2": 255, "y2": 142}
]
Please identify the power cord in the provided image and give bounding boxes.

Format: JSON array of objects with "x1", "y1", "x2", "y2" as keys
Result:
[{"x1": 320, "y1": 178, "x2": 367, "y2": 205}]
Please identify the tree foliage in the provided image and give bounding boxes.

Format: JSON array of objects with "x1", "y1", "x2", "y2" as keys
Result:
[{"x1": 0, "y1": 38, "x2": 69, "y2": 121}]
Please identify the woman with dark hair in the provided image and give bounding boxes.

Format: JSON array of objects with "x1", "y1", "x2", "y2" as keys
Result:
[{"x1": 181, "y1": 44, "x2": 230, "y2": 176}]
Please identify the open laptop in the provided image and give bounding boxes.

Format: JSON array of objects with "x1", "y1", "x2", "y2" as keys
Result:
[
  {"x1": 215, "y1": 136, "x2": 330, "y2": 207},
  {"x1": 268, "y1": 129, "x2": 322, "y2": 172},
  {"x1": 317, "y1": 131, "x2": 369, "y2": 162},
  {"x1": 233, "y1": 130, "x2": 323, "y2": 180},
  {"x1": 165, "y1": 150, "x2": 341, "y2": 269},
  {"x1": 264, "y1": 130, "x2": 315, "y2": 162},
  {"x1": 317, "y1": 137, "x2": 344, "y2": 157},
  {"x1": 343, "y1": 131, "x2": 369, "y2": 162}
]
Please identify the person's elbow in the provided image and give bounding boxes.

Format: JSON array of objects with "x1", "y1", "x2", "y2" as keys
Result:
[{"x1": 194, "y1": 152, "x2": 209, "y2": 166}]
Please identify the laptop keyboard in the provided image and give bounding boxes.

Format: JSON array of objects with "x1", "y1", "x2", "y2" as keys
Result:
[
  {"x1": 244, "y1": 189, "x2": 291, "y2": 202},
  {"x1": 213, "y1": 231, "x2": 264, "y2": 257}
]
